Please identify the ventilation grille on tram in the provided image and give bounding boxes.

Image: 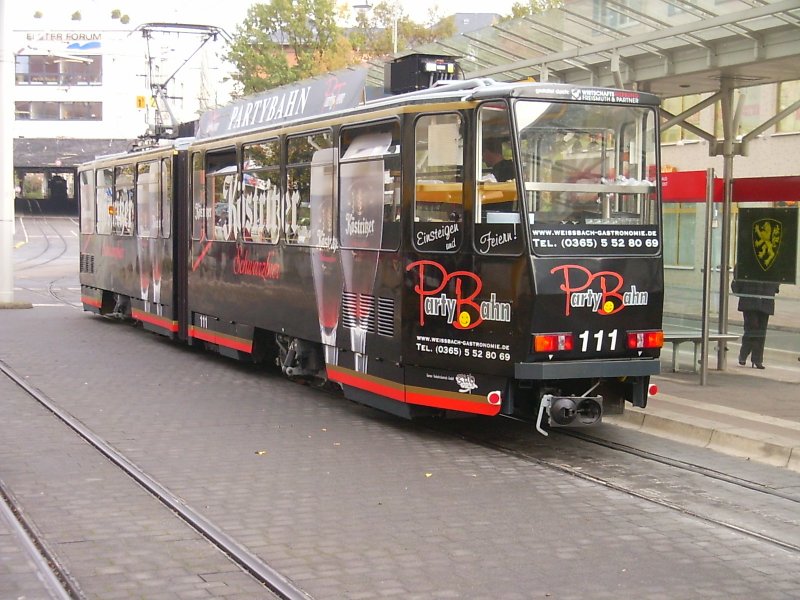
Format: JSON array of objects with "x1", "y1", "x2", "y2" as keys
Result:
[
  {"x1": 377, "y1": 297, "x2": 395, "y2": 337},
  {"x1": 80, "y1": 253, "x2": 95, "y2": 274},
  {"x1": 341, "y1": 292, "x2": 395, "y2": 337}
]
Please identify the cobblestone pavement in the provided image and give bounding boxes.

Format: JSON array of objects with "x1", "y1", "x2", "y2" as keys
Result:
[
  {"x1": 0, "y1": 351, "x2": 279, "y2": 599},
  {"x1": 2, "y1": 306, "x2": 799, "y2": 599},
  {"x1": 0, "y1": 495, "x2": 56, "y2": 600}
]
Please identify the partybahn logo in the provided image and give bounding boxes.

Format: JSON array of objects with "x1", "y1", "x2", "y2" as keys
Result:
[
  {"x1": 551, "y1": 264, "x2": 649, "y2": 316},
  {"x1": 752, "y1": 218, "x2": 782, "y2": 271},
  {"x1": 406, "y1": 260, "x2": 511, "y2": 330}
]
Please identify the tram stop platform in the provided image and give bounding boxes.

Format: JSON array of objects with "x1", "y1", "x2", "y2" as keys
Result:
[{"x1": 606, "y1": 353, "x2": 800, "y2": 472}]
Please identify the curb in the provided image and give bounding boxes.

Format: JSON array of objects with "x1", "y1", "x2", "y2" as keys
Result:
[{"x1": 605, "y1": 403, "x2": 800, "y2": 473}]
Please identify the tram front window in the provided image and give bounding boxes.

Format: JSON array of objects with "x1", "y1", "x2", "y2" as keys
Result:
[{"x1": 515, "y1": 100, "x2": 658, "y2": 234}]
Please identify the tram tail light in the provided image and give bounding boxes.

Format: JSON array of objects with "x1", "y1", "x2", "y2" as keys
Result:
[
  {"x1": 533, "y1": 333, "x2": 574, "y2": 353},
  {"x1": 627, "y1": 330, "x2": 664, "y2": 350}
]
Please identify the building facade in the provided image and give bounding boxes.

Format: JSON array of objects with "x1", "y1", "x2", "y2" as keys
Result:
[{"x1": 12, "y1": 10, "x2": 231, "y2": 214}]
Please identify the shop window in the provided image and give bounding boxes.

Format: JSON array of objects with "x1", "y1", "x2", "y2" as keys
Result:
[{"x1": 777, "y1": 80, "x2": 800, "y2": 134}]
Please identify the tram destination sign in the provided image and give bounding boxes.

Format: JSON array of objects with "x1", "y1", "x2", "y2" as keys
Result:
[{"x1": 196, "y1": 68, "x2": 368, "y2": 139}]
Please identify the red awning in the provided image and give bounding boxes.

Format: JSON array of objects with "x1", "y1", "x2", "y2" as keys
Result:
[{"x1": 661, "y1": 171, "x2": 800, "y2": 203}]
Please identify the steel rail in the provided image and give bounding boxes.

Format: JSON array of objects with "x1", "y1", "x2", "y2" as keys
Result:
[
  {"x1": 0, "y1": 478, "x2": 80, "y2": 599},
  {"x1": 0, "y1": 358, "x2": 313, "y2": 600},
  {"x1": 462, "y1": 421, "x2": 800, "y2": 555}
]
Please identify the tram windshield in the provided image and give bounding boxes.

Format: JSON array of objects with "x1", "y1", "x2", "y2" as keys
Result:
[{"x1": 516, "y1": 101, "x2": 659, "y2": 244}]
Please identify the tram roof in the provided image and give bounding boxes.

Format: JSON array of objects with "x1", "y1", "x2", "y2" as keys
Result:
[{"x1": 190, "y1": 76, "x2": 660, "y2": 148}]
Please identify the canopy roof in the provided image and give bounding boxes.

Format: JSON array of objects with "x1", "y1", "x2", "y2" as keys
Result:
[{"x1": 367, "y1": 0, "x2": 800, "y2": 99}]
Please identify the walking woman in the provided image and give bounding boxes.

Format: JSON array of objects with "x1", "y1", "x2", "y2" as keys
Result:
[{"x1": 731, "y1": 266, "x2": 780, "y2": 369}]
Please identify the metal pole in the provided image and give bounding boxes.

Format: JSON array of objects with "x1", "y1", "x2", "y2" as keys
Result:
[
  {"x1": 700, "y1": 168, "x2": 715, "y2": 385},
  {"x1": 717, "y1": 79, "x2": 739, "y2": 370},
  {"x1": 0, "y1": 0, "x2": 15, "y2": 304}
]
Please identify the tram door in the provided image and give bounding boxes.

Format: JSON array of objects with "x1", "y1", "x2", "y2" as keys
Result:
[
  {"x1": 405, "y1": 107, "x2": 526, "y2": 376},
  {"x1": 336, "y1": 121, "x2": 402, "y2": 374},
  {"x1": 405, "y1": 112, "x2": 469, "y2": 368},
  {"x1": 472, "y1": 103, "x2": 527, "y2": 374}
]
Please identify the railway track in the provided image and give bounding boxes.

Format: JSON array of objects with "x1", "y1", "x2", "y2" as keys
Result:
[
  {"x1": 0, "y1": 479, "x2": 78, "y2": 599},
  {"x1": 13, "y1": 216, "x2": 83, "y2": 309},
  {"x1": 0, "y1": 358, "x2": 311, "y2": 600},
  {"x1": 443, "y1": 417, "x2": 800, "y2": 555}
]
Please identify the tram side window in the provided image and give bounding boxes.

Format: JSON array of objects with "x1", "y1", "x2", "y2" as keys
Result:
[
  {"x1": 413, "y1": 113, "x2": 463, "y2": 252},
  {"x1": 339, "y1": 120, "x2": 401, "y2": 251},
  {"x1": 161, "y1": 158, "x2": 172, "y2": 238},
  {"x1": 113, "y1": 164, "x2": 134, "y2": 236},
  {"x1": 206, "y1": 150, "x2": 237, "y2": 242},
  {"x1": 191, "y1": 152, "x2": 206, "y2": 240},
  {"x1": 243, "y1": 139, "x2": 281, "y2": 244},
  {"x1": 475, "y1": 103, "x2": 523, "y2": 255},
  {"x1": 136, "y1": 161, "x2": 160, "y2": 238},
  {"x1": 79, "y1": 170, "x2": 94, "y2": 233},
  {"x1": 310, "y1": 146, "x2": 335, "y2": 248},
  {"x1": 287, "y1": 131, "x2": 332, "y2": 245},
  {"x1": 96, "y1": 168, "x2": 113, "y2": 234}
]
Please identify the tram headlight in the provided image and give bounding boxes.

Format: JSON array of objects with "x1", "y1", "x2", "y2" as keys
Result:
[
  {"x1": 627, "y1": 330, "x2": 664, "y2": 350},
  {"x1": 533, "y1": 333, "x2": 574, "y2": 353}
]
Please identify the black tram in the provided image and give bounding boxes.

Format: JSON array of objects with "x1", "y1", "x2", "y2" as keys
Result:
[{"x1": 79, "y1": 74, "x2": 664, "y2": 432}]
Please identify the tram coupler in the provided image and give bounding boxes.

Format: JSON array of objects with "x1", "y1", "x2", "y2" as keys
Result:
[{"x1": 535, "y1": 393, "x2": 604, "y2": 436}]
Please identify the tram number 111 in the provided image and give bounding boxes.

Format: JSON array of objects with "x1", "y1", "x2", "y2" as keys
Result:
[{"x1": 577, "y1": 329, "x2": 618, "y2": 352}]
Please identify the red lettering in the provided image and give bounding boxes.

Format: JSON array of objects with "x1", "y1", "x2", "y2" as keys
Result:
[
  {"x1": 550, "y1": 264, "x2": 625, "y2": 316},
  {"x1": 406, "y1": 260, "x2": 484, "y2": 329},
  {"x1": 452, "y1": 272, "x2": 483, "y2": 330},
  {"x1": 598, "y1": 271, "x2": 624, "y2": 315},
  {"x1": 406, "y1": 260, "x2": 448, "y2": 326},
  {"x1": 233, "y1": 247, "x2": 281, "y2": 280}
]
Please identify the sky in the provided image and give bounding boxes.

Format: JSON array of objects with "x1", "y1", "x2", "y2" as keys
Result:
[{"x1": 10, "y1": 0, "x2": 519, "y2": 34}]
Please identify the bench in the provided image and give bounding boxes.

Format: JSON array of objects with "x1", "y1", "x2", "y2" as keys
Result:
[{"x1": 663, "y1": 332, "x2": 740, "y2": 373}]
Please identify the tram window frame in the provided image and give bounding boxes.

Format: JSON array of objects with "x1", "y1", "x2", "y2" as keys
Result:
[
  {"x1": 205, "y1": 149, "x2": 238, "y2": 242},
  {"x1": 190, "y1": 152, "x2": 206, "y2": 241},
  {"x1": 475, "y1": 102, "x2": 524, "y2": 256},
  {"x1": 112, "y1": 164, "x2": 134, "y2": 236},
  {"x1": 286, "y1": 131, "x2": 333, "y2": 246},
  {"x1": 412, "y1": 112, "x2": 464, "y2": 253},
  {"x1": 79, "y1": 169, "x2": 95, "y2": 233},
  {"x1": 161, "y1": 157, "x2": 172, "y2": 239},
  {"x1": 242, "y1": 138, "x2": 281, "y2": 244},
  {"x1": 136, "y1": 160, "x2": 161, "y2": 239},
  {"x1": 95, "y1": 167, "x2": 113, "y2": 235},
  {"x1": 339, "y1": 119, "x2": 401, "y2": 252}
]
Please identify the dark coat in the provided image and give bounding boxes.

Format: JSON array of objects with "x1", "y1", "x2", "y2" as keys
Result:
[
  {"x1": 731, "y1": 277, "x2": 779, "y2": 315},
  {"x1": 492, "y1": 159, "x2": 515, "y2": 182}
]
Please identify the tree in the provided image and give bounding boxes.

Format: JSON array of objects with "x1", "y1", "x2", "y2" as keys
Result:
[
  {"x1": 226, "y1": 0, "x2": 352, "y2": 95},
  {"x1": 350, "y1": 1, "x2": 454, "y2": 59},
  {"x1": 503, "y1": 0, "x2": 564, "y2": 21}
]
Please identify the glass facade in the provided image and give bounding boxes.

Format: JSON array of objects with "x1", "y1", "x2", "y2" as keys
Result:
[{"x1": 15, "y1": 54, "x2": 101, "y2": 85}]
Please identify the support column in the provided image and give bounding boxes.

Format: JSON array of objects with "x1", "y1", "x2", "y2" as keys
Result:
[
  {"x1": 0, "y1": 0, "x2": 15, "y2": 305},
  {"x1": 716, "y1": 78, "x2": 741, "y2": 370}
]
